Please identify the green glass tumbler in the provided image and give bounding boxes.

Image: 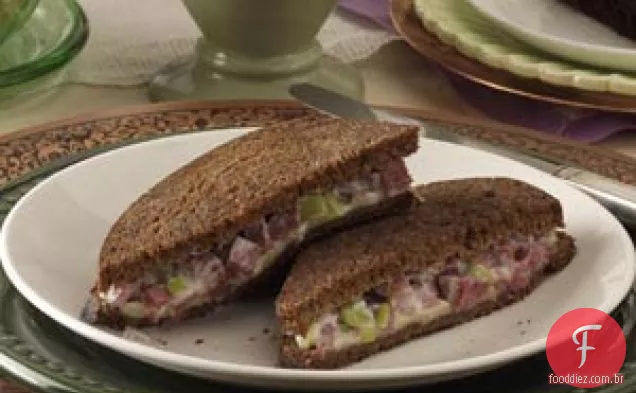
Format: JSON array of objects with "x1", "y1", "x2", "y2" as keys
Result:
[{"x1": 0, "y1": 0, "x2": 39, "y2": 48}]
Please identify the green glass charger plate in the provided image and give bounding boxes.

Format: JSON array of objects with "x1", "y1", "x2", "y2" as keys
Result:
[{"x1": 1, "y1": 129, "x2": 636, "y2": 393}]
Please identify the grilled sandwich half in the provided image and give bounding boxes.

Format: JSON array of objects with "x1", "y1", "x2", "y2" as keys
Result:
[
  {"x1": 83, "y1": 118, "x2": 419, "y2": 328},
  {"x1": 276, "y1": 178, "x2": 576, "y2": 369}
]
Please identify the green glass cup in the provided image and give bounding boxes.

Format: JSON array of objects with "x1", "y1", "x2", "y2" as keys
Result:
[
  {"x1": 0, "y1": 0, "x2": 39, "y2": 48},
  {"x1": 0, "y1": 0, "x2": 88, "y2": 105},
  {"x1": 148, "y1": 0, "x2": 364, "y2": 102}
]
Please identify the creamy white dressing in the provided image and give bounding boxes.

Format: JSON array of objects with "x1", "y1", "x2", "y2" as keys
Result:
[
  {"x1": 251, "y1": 223, "x2": 309, "y2": 278},
  {"x1": 341, "y1": 190, "x2": 385, "y2": 215},
  {"x1": 295, "y1": 300, "x2": 455, "y2": 351},
  {"x1": 253, "y1": 188, "x2": 392, "y2": 278},
  {"x1": 333, "y1": 330, "x2": 364, "y2": 349},
  {"x1": 391, "y1": 300, "x2": 452, "y2": 332},
  {"x1": 101, "y1": 285, "x2": 122, "y2": 304}
]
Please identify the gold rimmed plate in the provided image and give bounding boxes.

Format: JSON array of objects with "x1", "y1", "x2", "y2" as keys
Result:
[{"x1": 390, "y1": 0, "x2": 636, "y2": 114}]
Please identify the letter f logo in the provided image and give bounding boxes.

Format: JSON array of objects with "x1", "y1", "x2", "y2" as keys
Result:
[
  {"x1": 572, "y1": 324, "x2": 602, "y2": 368},
  {"x1": 546, "y1": 309, "x2": 626, "y2": 389}
]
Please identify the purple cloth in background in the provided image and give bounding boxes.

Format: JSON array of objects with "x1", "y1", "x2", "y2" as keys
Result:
[
  {"x1": 445, "y1": 72, "x2": 636, "y2": 142},
  {"x1": 339, "y1": 0, "x2": 396, "y2": 32},
  {"x1": 337, "y1": 0, "x2": 636, "y2": 142}
]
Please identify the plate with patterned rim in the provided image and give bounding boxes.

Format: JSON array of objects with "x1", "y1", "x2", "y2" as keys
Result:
[
  {"x1": 0, "y1": 126, "x2": 635, "y2": 393},
  {"x1": 413, "y1": 0, "x2": 636, "y2": 96},
  {"x1": 1, "y1": 127, "x2": 635, "y2": 391}
]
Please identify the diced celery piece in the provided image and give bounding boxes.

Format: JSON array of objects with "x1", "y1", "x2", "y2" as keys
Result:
[
  {"x1": 167, "y1": 276, "x2": 187, "y2": 296},
  {"x1": 295, "y1": 322, "x2": 322, "y2": 350},
  {"x1": 340, "y1": 301, "x2": 374, "y2": 328},
  {"x1": 470, "y1": 264, "x2": 493, "y2": 283},
  {"x1": 253, "y1": 249, "x2": 279, "y2": 275},
  {"x1": 299, "y1": 195, "x2": 345, "y2": 223},
  {"x1": 352, "y1": 191, "x2": 383, "y2": 208},
  {"x1": 295, "y1": 335, "x2": 309, "y2": 350},
  {"x1": 375, "y1": 303, "x2": 391, "y2": 330},
  {"x1": 305, "y1": 323, "x2": 321, "y2": 346},
  {"x1": 360, "y1": 326, "x2": 377, "y2": 343},
  {"x1": 122, "y1": 302, "x2": 146, "y2": 319},
  {"x1": 324, "y1": 193, "x2": 346, "y2": 211}
]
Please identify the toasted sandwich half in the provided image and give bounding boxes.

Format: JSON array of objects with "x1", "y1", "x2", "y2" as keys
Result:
[
  {"x1": 83, "y1": 118, "x2": 419, "y2": 328},
  {"x1": 276, "y1": 177, "x2": 576, "y2": 369}
]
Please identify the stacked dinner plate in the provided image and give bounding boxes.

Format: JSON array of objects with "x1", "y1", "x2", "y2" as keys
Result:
[{"x1": 391, "y1": 0, "x2": 636, "y2": 112}]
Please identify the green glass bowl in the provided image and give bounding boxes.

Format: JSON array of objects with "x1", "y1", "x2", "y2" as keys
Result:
[
  {"x1": 0, "y1": 0, "x2": 39, "y2": 47},
  {"x1": 0, "y1": 0, "x2": 88, "y2": 100}
]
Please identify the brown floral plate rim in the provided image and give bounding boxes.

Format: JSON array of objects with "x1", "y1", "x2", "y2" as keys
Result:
[{"x1": 2, "y1": 99, "x2": 636, "y2": 189}]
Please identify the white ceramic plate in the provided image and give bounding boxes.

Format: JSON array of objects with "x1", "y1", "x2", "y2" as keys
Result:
[
  {"x1": 468, "y1": 0, "x2": 636, "y2": 72},
  {"x1": 2, "y1": 128, "x2": 635, "y2": 391}
]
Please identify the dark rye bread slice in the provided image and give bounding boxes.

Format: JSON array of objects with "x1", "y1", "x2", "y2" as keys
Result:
[
  {"x1": 96, "y1": 118, "x2": 418, "y2": 293},
  {"x1": 275, "y1": 177, "x2": 576, "y2": 369},
  {"x1": 279, "y1": 234, "x2": 574, "y2": 369}
]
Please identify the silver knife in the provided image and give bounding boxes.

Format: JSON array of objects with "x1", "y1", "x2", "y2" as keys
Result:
[{"x1": 289, "y1": 83, "x2": 636, "y2": 228}]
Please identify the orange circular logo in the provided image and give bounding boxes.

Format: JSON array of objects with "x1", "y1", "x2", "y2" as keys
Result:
[{"x1": 546, "y1": 308, "x2": 626, "y2": 388}]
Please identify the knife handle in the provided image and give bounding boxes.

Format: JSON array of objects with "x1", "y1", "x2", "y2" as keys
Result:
[{"x1": 558, "y1": 167, "x2": 636, "y2": 228}]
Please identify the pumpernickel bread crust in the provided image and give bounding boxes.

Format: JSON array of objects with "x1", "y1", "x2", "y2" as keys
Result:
[
  {"x1": 97, "y1": 118, "x2": 418, "y2": 292},
  {"x1": 276, "y1": 177, "x2": 576, "y2": 369}
]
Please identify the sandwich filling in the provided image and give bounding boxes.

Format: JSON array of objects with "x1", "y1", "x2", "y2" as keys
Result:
[
  {"x1": 292, "y1": 229, "x2": 562, "y2": 352},
  {"x1": 90, "y1": 158, "x2": 412, "y2": 324}
]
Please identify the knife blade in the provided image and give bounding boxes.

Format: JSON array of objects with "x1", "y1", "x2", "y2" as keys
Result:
[{"x1": 289, "y1": 83, "x2": 636, "y2": 228}]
